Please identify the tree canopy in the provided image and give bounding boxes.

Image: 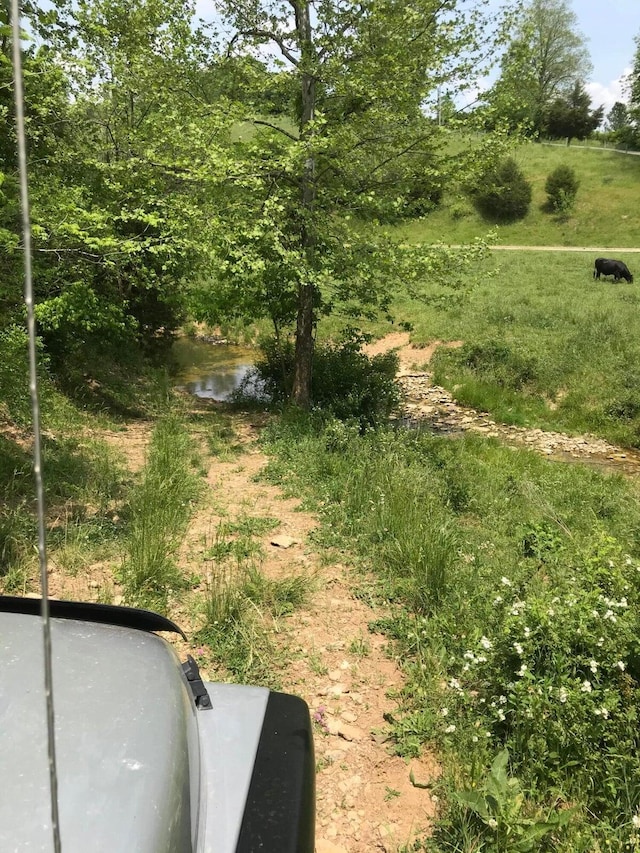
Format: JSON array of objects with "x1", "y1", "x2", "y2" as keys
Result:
[
  {"x1": 486, "y1": 0, "x2": 592, "y2": 136},
  {"x1": 2, "y1": 0, "x2": 503, "y2": 410},
  {"x1": 197, "y1": 0, "x2": 499, "y2": 406}
]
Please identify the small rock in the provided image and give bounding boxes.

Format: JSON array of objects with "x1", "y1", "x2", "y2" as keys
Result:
[
  {"x1": 340, "y1": 711, "x2": 358, "y2": 723},
  {"x1": 328, "y1": 669, "x2": 343, "y2": 682},
  {"x1": 327, "y1": 683, "x2": 349, "y2": 696},
  {"x1": 326, "y1": 720, "x2": 365, "y2": 741},
  {"x1": 270, "y1": 535, "x2": 299, "y2": 549}
]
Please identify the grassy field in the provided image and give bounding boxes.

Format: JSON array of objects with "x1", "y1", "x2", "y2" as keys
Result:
[
  {"x1": 384, "y1": 249, "x2": 640, "y2": 447},
  {"x1": 392, "y1": 141, "x2": 640, "y2": 248}
]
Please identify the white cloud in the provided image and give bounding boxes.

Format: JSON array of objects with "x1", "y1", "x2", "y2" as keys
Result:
[{"x1": 586, "y1": 68, "x2": 632, "y2": 115}]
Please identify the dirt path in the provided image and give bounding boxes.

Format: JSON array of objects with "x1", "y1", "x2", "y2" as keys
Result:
[{"x1": 172, "y1": 415, "x2": 438, "y2": 853}]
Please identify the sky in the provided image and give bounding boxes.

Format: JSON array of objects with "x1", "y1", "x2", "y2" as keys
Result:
[{"x1": 559, "y1": 0, "x2": 638, "y2": 114}]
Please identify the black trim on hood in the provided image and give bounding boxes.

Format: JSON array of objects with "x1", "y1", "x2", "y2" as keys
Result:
[{"x1": 0, "y1": 596, "x2": 187, "y2": 639}]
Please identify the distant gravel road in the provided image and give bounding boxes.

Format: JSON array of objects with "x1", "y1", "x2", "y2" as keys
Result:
[{"x1": 489, "y1": 245, "x2": 640, "y2": 252}]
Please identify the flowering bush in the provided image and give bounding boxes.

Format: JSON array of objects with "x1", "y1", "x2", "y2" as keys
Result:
[{"x1": 429, "y1": 534, "x2": 640, "y2": 846}]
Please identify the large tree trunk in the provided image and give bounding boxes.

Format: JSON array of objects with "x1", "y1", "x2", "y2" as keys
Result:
[{"x1": 291, "y1": 1, "x2": 316, "y2": 409}]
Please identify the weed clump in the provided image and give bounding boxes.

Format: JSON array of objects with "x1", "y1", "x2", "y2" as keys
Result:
[{"x1": 255, "y1": 333, "x2": 400, "y2": 429}]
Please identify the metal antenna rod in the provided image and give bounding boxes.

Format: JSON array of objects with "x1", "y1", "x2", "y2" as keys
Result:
[{"x1": 10, "y1": 2, "x2": 62, "y2": 850}]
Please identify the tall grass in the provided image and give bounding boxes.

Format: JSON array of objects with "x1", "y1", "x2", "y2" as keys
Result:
[
  {"x1": 261, "y1": 413, "x2": 640, "y2": 850},
  {"x1": 121, "y1": 415, "x2": 202, "y2": 610},
  {"x1": 198, "y1": 516, "x2": 308, "y2": 686}
]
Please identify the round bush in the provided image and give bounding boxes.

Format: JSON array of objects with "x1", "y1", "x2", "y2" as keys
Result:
[
  {"x1": 472, "y1": 157, "x2": 532, "y2": 222},
  {"x1": 545, "y1": 164, "x2": 579, "y2": 213}
]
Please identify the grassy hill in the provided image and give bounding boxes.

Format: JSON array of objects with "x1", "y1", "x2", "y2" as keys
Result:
[{"x1": 393, "y1": 141, "x2": 640, "y2": 248}]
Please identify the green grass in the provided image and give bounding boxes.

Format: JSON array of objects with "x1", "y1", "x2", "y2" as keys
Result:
[
  {"x1": 392, "y1": 141, "x2": 640, "y2": 248},
  {"x1": 261, "y1": 412, "x2": 640, "y2": 851},
  {"x1": 381, "y1": 249, "x2": 640, "y2": 447},
  {"x1": 120, "y1": 415, "x2": 202, "y2": 610},
  {"x1": 197, "y1": 514, "x2": 309, "y2": 686}
]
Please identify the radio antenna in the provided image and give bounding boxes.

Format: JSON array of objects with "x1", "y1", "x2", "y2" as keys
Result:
[{"x1": 10, "y1": 1, "x2": 62, "y2": 849}]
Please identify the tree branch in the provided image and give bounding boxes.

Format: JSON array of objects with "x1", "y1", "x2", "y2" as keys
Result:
[
  {"x1": 227, "y1": 28, "x2": 299, "y2": 67},
  {"x1": 249, "y1": 118, "x2": 299, "y2": 140}
]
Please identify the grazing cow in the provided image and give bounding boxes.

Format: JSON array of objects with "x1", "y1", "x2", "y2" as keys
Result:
[{"x1": 594, "y1": 258, "x2": 634, "y2": 283}]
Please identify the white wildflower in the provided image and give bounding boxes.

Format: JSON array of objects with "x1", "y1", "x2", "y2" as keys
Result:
[
  {"x1": 600, "y1": 707, "x2": 609, "y2": 719},
  {"x1": 493, "y1": 596, "x2": 503, "y2": 606},
  {"x1": 501, "y1": 576, "x2": 512, "y2": 587},
  {"x1": 589, "y1": 660, "x2": 598, "y2": 674},
  {"x1": 480, "y1": 636, "x2": 492, "y2": 650},
  {"x1": 440, "y1": 707, "x2": 449, "y2": 716},
  {"x1": 488, "y1": 818, "x2": 498, "y2": 829},
  {"x1": 617, "y1": 660, "x2": 626, "y2": 671},
  {"x1": 632, "y1": 814, "x2": 640, "y2": 829},
  {"x1": 444, "y1": 724, "x2": 456, "y2": 733},
  {"x1": 513, "y1": 642, "x2": 524, "y2": 655},
  {"x1": 524, "y1": 626, "x2": 531, "y2": 638},
  {"x1": 449, "y1": 678, "x2": 462, "y2": 692},
  {"x1": 497, "y1": 709, "x2": 506, "y2": 721},
  {"x1": 547, "y1": 607, "x2": 555, "y2": 617},
  {"x1": 597, "y1": 637, "x2": 604, "y2": 647},
  {"x1": 472, "y1": 735, "x2": 478, "y2": 743},
  {"x1": 625, "y1": 555, "x2": 633, "y2": 566},
  {"x1": 499, "y1": 695, "x2": 507, "y2": 704},
  {"x1": 517, "y1": 664, "x2": 527, "y2": 677},
  {"x1": 558, "y1": 687, "x2": 568, "y2": 704},
  {"x1": 581, "y1": 680, "x2": 592, "y2": 693},
  {"x1": 592, "y1": 610, "x2": 600, "y2": 619},
  {"x1": 463, "y1": 651, "x2": 475, "y2": 660}
]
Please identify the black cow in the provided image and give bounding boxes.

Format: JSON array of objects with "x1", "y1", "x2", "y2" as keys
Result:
[{"x1": 594, "y1": 258, "x2": 634, "y2": 283}]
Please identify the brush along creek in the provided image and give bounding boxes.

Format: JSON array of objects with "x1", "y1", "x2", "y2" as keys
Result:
[{"x1": 92, "y1": 331, "x2": 638, "y2": 853}]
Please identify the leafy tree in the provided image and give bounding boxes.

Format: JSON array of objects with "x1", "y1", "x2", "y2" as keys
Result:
[
  {"x1": 621, "y1": 32, "x2": 640, "y2": 149},
  {"x1": 545, "y1": 80, "x2": 604, "y2": 144},
  {"x1": 201, "y1": 0, "x2": 499, "y2": 408},
  {"x1": 2, "y1": 0, "x2": 234, "y2": 376},
  {"x1": 487, "y1": 0, "x2": 592, "y2": 136},
  {"x1": 606, "y1": 101, "x2": 629, "y2": 133}
]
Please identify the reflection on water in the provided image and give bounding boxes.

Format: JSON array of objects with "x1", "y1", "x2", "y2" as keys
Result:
[{"x1": 171, "y1": 338, "x2": 261, "y2": 401}]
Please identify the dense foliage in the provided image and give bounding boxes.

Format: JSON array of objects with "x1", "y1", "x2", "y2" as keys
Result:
[
  {"x1": 254, "y1": 334, "x2": 400, "y2": 429},
  {"x1": 485, "y1": 0, "x2": 592, "y2": 136},
  {"x1": 471, "y1": 158, "x2": 532, "y2": 222},
  {"x1": 544, "y1": 164, "x2": 579, "y2": 216}
]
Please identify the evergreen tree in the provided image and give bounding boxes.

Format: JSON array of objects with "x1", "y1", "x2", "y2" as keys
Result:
[{"x1": 545, "y1": 80, "x2": 604, "y2": 144}]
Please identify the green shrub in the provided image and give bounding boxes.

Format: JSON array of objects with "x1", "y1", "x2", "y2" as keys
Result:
[
  {"x1": 0, "y1": 325, "x2": 51, "y2": 425},
  {"x1": 255, "y1": 333, "x2": 400, "y2": 429},
  {"x1": 545, "y1": 165, "x2": 580, "y2": 217},
  {"x1": 471, "y1": 158, "x2": 532, "y2": 222}
]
